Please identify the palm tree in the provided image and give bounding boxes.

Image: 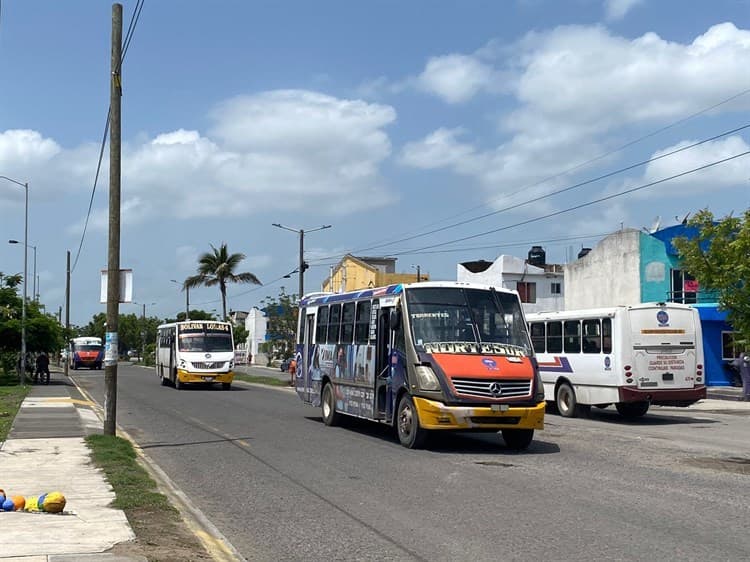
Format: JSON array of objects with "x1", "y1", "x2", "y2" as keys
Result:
[{"x1": 184, "y1": 243, "x2": 261, "y2": 321}]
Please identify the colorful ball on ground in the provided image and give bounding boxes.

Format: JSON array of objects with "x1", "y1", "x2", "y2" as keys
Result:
[
  {"x1": 42, "y1": 492, "x2": 66, "y2": 513},
  {"x1": 11, "y1": 496, "x2": 25, "y2": 510},
  {"x1": 24, "y1": 496, "x2": 41, "y2": 512},
  {"x1": 2, "y1": 499, "x2": 14, "y2": 511}
]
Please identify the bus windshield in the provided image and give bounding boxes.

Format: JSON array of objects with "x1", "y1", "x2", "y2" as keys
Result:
[
  {"x1": 178, "y1": 333, "x2": 233, "y2": 353},
  {"x1": 406, "y1": 287, "x2": 530, "y2": 353}
]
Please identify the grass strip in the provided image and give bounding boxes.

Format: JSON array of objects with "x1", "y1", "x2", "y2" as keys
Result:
[
  {"x1": 0, "y1": 376, "x2": 31, "y2": 441},
  {"x1": 234, "y1": 373, "x2": 289, "y2": 387},
  {"x1": 86, "y1": 434, "x2": 176, "y2": 513}
]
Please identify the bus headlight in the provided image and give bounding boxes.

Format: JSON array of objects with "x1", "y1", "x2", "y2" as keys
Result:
[
  {"x1": 415, "y1": 365, "x2": 440, "y2": 391},
  {"x1": 179, "y1": 359, "x2": 187, "y2": 370}
]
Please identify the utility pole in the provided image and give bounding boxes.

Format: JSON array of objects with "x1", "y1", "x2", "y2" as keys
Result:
[
  {"x1": 64, "y1": 250, "x2": 70, "y2": 377},
  {"x1": 104, "y1": 3, "x2": 122, "y2": 436},
  {"x1": 272, "y1": 223, "x2": 331, "y2": 302}
]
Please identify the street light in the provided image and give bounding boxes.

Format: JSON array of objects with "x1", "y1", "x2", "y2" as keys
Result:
[
  {"x1": 9, "y1": 240, "x2": 37, "y2": 301},
  {"x1": 170, "y1": 279, "x2": 189, "y2": 320},
  {"x1": 133, "y1": 301, "x2": 156, "y2": 361},
  {"x1": 272, "y1": 223, "x2": 331, "y2": 300},
  {"x1": 1, "y1": 175, "x2": 28, "y2": 385}
]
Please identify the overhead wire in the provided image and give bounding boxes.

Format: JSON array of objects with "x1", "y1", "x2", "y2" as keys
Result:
[{"x1": 71, "y1": 0, "x2": 145, "y2": 272}]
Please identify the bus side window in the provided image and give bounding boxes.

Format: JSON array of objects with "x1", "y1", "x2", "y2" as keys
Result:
[
  {"x1": 602, "y1": 318, "x2": 612, "y2": 354},
  {"x1": 355, "y1": 301, "x2": 371, "y2": 344},
  {"x1": 341, "y1": 302, "x2": 355, "y2": 344},
  {"x1": 297, "y1": 307, "x2": 306, "y2": 344},
  {"x1": 530, "y1": 322, "x2": 545, "y2": 353},
  {"x1": 582, "y1": 319, "x2": 601, "y2": 353},
  {"x1": 547, "y1": 321, "x2": 562, "y2": 353},
  {"x1": 564, "y1": 320, "x2": 581, "y2": 353},
  {"x1": 327, "y1": 304, "x2": 341, "y2": 344},
  {"x1": 316, "y1": 306, "x2": 329, "y2": 344}
]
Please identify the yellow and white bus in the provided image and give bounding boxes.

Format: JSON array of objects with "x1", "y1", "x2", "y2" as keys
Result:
[
  {"x1": 155, "y1": 320, "x2": 235, "y2": 390},
  {"x1": 526, "y1": 302, "x2": 706, "y2": 418}
]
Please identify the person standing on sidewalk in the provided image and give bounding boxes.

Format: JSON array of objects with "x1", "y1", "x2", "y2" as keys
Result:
[
  {"x1": 732, "y1": 351, "x2": 750, "y2": 401},
  {"x1": 288, "y1": 357, "x2": 297, "y2": 387}
]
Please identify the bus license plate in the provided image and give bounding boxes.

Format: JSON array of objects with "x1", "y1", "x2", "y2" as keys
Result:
[
  {"x1": 491, "y1": 404, "x2": 509, "y2": 412},
  {"x1": 205, "y1": 377, "x2": 214, "y2": 382}
]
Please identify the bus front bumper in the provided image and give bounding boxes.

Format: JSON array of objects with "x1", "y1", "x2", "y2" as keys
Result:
[
  {"x1": 176, "y1": 370, "x2": 234, "y2": 384},
  {"x1": 413, "y1": 397, "x2": 545, "y2": 430}
]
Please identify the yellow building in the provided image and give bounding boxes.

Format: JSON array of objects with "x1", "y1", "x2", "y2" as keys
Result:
[{"x1": 321, "y1": 255, "x2": 428, "y2": 293}]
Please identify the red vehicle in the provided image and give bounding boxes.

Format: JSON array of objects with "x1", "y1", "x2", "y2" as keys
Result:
[{"x1": 69, "y1": 337, "x2": 104, "y2": 370}]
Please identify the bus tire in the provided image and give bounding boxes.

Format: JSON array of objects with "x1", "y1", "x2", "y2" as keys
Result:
[
  {"x1": 396, "y1": 394, "x2": 428, "y2": 449},
  {"x1": 616, "y1": 401, "x2": 649, "y2": 419},
  {"x1": 556, "y1": 383, "x2": 579, "y2": 418},
  {"x1": 321, "y1": 382, "x2": 340, "y2": 426},
  {"x1": 174, "y1": 372, "x2": 183, "y2": 390},
  {"x1": 501, "y1": 429, "x2": 534, "y2": 451}
]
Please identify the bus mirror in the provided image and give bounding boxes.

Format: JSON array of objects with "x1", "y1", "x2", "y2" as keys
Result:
[{"x1": 389, "y1": 309, "x2": 401, "y2": 331}]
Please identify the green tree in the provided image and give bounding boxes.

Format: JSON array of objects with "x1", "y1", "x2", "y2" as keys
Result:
[
  {"x1": 233, "y1": 323, "x2": 248, "y2": 347},
  {"x1": 673, "y1": 208, "x2": 750, "y2": 347},
  {"x1": 261, "y1": 286, "x2": 298, "y2": 359},
  {"x1": 184, "y1": 243, "x2": 261, "y2": 322}
]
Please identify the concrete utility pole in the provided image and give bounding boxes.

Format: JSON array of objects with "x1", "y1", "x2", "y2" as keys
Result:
[
  {"x1": 272, "y1": 223, "x2": 332, "y2": 301},
  {"x1": 64, "y1": 250, "x2": 70, "y2": 376},
  {"x1": 104, "y1": 3, "x2": 122, "y2": 436}
]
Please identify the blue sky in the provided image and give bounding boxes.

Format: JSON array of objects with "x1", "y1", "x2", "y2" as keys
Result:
[{"x1": 1, "y1": 0, "x2": 749, "y2": 326}]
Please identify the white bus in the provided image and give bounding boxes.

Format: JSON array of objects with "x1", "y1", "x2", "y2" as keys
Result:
[
  {"x1": 526, "y1": 303, "x2": 706, "y2": 418},
  {"x1": 155, "y1": 320, "x2": 235, "y2": 390},
  {"x1": 296, "y1": 281, "x2": 545, "y2": 450},
  {"x1": 69, "y1": 336, "x2": 104, "y2": 370}
]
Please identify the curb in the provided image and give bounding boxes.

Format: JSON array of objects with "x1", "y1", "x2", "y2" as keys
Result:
[{"x1": 69, "y1": 375, "x2": 246, "y2": 562}]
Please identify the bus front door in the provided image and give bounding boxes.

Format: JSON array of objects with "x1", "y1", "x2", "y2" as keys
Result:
[
  {"x1": 374, "y1": 307, "x2": 391, "y2": 420},
  {"x1": 302, "y1": 314, "x2": 316, "y2": 404}
]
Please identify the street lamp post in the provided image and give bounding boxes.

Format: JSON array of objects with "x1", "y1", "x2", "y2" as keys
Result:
[
  {"x1": 9, "y1": 240, "x2": 36, "y2": 301},
  {"x1": 170, "y1": 279, "x2": 189, "y2": 320},
  {"x1": 272, "y1": 223, "x2": 331, "y2": 300},
  {"x1": 1, "y1": 176, "x2": 29, "y2": 385},
  {"x1": 133, "y1": 301, "x2": 156, "y2": 362}
]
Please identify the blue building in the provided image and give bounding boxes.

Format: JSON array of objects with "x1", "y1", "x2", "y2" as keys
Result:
[{"x1": 564, "y1": 225, "x2": 736, "y2": 386}]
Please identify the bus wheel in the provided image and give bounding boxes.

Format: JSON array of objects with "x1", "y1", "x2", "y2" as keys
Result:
[
  {"x1": 321, "y1": 382, "x2": 340, "y2": 426},
  {"x1": 396, "y1": 394, "x2": 428, "y2": 449},
  {"x1": 556, "y1": 383, "x2": 579, "y2": 418},
  {"x1": 501, "y1": 429, "x2": 534, "y2": 451},
  {"x1": 616, "y1": 401, "x2": 649, "y2": 419},
  {"x1": 174, "y1": 373, "x2": 183, "y2": 390}
]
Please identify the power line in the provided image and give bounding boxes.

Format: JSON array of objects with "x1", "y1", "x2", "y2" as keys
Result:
[
  {"x1": 346, "y1": 86, "x2": 750, "y2": 256},
  {"x1": 348, "y1": 122, "x2": 750, "y2": 256},
  {"x1": 389, "y1": 149, "x2": 750, "y2": 256},
  {"x1": 71, "y1": 1, "x2": 145, "y2": 273}
]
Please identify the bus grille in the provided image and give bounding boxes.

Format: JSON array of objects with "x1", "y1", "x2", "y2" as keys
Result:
[
  {"x1": 191, "y1": 361, "x2": 224, "y2": 370},
  {"x1": 451, "y1": 378, "x2": 531, "y2": 399}
]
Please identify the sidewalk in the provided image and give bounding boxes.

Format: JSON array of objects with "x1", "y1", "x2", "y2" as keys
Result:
[{"x1": 0, "y1": 371, "x2": 145, "y2": 562}]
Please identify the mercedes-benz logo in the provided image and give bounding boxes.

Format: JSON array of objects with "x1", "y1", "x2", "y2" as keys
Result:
[{"x1": 488, "y1": 382, "x2": 503, "y2": 396}]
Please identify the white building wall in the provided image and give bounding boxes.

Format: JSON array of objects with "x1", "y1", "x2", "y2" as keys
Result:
[
  {"x1": 564, "y1": 229, "x2": 641, "y2": 309},
  {"x1": 456, "y1": 255, "x2": 564, "y2": 313},
  {"x1": 244, "y1": 308, "x2": 267, "y2": 364}
]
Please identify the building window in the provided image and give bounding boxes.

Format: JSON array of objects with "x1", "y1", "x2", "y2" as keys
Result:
[
  {"x1": 517, "y1": 281, "x2": 537, "y2": 303},
  {"x1": 671, "y1": 269, "x2": 697, "y2": 304},
  {"x1": 550, "y1": 282, "x2": 561, "y2": 295},
  {"x1": 722, "y1": 331, "x2": 740, "y2": 360}
]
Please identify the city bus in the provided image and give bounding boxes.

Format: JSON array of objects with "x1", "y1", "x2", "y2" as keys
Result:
[
  {"x1": 526, "y1": 302, "x2": 706, "y2": 419},
  {"x1": 155, "y1": 320, "x2": 235, "y2": 390},
  {"x1": 295, "y1": 282, "x2": 545, "y2": 450},
  {"x1": 69, "y1": 336, "x2": 104, "y2": 370}
]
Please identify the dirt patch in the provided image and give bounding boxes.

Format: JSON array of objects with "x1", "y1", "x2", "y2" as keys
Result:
[{"x1": 106, "y1": 505, "x2": 214, "y2": 561}]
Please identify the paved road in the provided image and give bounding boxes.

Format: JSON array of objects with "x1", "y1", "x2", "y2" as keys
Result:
[{"x1": 73, "y1": 364, "x2": 750, "y2": 561}]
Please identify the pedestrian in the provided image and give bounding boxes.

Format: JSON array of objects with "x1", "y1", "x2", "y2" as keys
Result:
[
  {"x1": 732, "y1": 351, "x2": 750, "y2": 401},
  {"x1": 289, "y1": 357, "x2": 297, "y2": 387},
  {"x1": 35, "y1": 351, "x2": 50, "y2": 384}
]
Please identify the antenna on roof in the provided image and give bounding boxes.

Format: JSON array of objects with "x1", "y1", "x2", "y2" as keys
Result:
[{"x1": 643, "y1": 216, "x2": 661, "y2": 234}]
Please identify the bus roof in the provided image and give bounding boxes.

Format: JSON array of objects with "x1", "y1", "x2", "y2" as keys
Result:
[
  {"x1": 300, "y1": 281, "x2": 520, "y2": 307},
  {"x1": 526, "y1": 302, "x2": 697, "y2": 321}
]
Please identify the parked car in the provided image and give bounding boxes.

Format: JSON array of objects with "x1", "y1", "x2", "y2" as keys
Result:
[{"x1": 280, "y1": 357, "x2": 294, "y2": 372}]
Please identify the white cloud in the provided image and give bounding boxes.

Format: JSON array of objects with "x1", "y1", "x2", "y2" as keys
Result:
[
  {"x1": 1, "y1": 90, "x2": 399, "y2": 223},
  {"x1": 604, "y1": 0, "x2": 643, "y2": 22},
  {"x1": 416, "y1": 54, "x2": 498, "y2": 104},
  {"x1": 399, "y1": 23, "x2": 750, "y2": 208}
]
